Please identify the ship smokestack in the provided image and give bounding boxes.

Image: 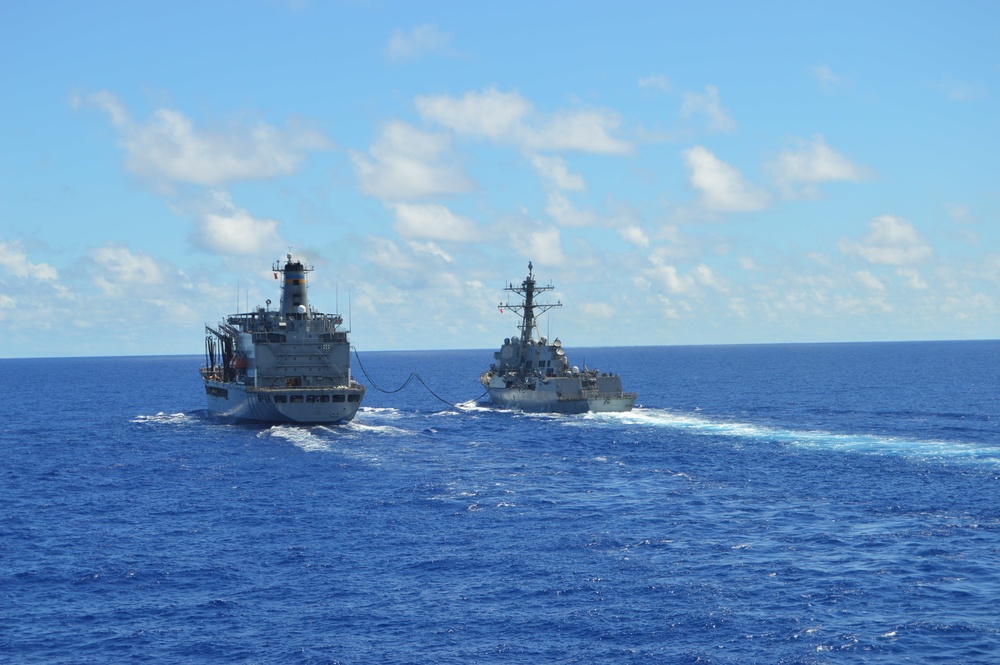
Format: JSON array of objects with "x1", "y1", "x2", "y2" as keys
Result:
[{"x1": 278, "y1": 253, "x2": 310, "y2": 318}]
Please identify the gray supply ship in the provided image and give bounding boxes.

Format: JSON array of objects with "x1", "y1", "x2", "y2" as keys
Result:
[
  {"x1": 201, "y1": 254, "x2": 365, "y2": 423},
  {"x1": 480, "y1": 262, "x2": 637, "y2": 413}
]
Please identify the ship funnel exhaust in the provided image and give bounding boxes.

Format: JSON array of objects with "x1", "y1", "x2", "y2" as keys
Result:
[{"x1": 276, "y1": 254, "x2": 311, "y2": 318}]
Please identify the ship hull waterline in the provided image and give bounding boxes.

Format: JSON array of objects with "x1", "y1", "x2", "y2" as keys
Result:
[
  {"x1": 205, "y1": 379, "x2": 365, "y2": 424},
  {"x1": 484, "y1": 386, "x2": 636, "y2": 414}
]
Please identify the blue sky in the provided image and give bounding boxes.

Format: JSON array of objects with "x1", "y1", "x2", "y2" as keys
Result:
[{"x1": 1, "y1": 1, "x2": 998, "y2": 357}]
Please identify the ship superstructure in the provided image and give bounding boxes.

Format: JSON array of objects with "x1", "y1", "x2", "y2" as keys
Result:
[
  {"x1": 480, "y1": 262, "x2": 636, "y2": 413},
  {"x1": 201, "y1": 254, "x2": 365, "y2": 423}
]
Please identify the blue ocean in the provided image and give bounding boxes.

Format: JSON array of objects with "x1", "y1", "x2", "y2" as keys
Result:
[{"x1": 2, "y1": 341, "x2": 1000, "y2": 664}]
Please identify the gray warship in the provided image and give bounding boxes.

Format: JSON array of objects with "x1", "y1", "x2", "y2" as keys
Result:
[
  {"x1": 201, "y1": 254, "x2": 365, "y2": 423},
  {"x1": 480, "y1": 262, "x2": 637, "y2": 413}
]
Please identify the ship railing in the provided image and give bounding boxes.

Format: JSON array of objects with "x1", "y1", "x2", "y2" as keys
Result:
[{"x1": 199, "y1": 366, "x2": 225, "y2": 382}]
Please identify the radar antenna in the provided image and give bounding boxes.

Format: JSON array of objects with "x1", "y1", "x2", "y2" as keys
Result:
[{"x1": 500, "y1": 262, "x2": 561, "y2": 348}]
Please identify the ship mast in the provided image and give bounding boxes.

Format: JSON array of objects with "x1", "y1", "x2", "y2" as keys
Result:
[{"x1": 500, "y1": 262, "x2": 561, "y2": 348}]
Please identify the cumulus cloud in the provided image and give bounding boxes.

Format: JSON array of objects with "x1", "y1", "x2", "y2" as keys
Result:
[
  {"x1": 693, "y1": 264, "x2": 730, "y2": 293},
  {"x1": 530, "y1": 154, "x2": 585, "y2": 191},
  {"x1": 839, "y1": 215, "x2": 932, "y2": 265},
  {"x1": 74, "y1": 90, "x2": 332, "y2": 187},
  {"x1": 896, "y1": 267, "x2": 929, "y2": 289},
  {"x1": 645, "y1": 260, "x2": 727, "y2": 296},
  {"x1": 770, "y1": 135, "x2": 871, "y2": 197},
  {"x1": 680, "y1": 85, "x2": 735, "y2": 133},
  {"x1": 544, "y1": 192, "x2": 597, "y2": 227},
  {"x1": 511, "y1": 226, "x2": 566, "y2": 266},
  {"x1": 683, "y1": 146, "x2": 770, "y2": 212},
  {"x1": 619, "y1": 225, "x2": 649, "y2": 248},
  {"x1": 646, "y1": 264, "x2": 695, "y2": 295},
  {"x1": 416, "y1": 87, "x2": 530, "y2": 140},
  {"x1": 855, "y1": 269, "x2": 887, "y2": 291},
  {"x1": 364, "y1": 237, "x2": 423, "y2": 275},
  {"x1": 813, "y1": 64, "x2": 847, "y2": 92},
  {"x1": 416, "y1": 87, "x2": 631, "y2": 154},
  {"x1": 527, "y1": 155, "x2": 594, "y2": 226},
  {"x1": 523, "y1": 109, "x2": 631, "y2": 154},
  {"x1": 407, "y1": 240, "x2": 454, "y2": 263},
  {"x1": 191, "y1": 191, "x2": 283, "y2": 256},
  {"x1": 386, "y1": 24, "x2": 452, "y2": 62},
  {"x1": 0, "y1": 240, "x2": 59, "y2": 281},
  {"x1": 90, "y1": 245, "x2": 169, "y2": 296},
  {"x1": 391, "y1": 203, "x2": 481, "y2": 241},
  {"x1": 351, "y1": 121, "x2": 473, "y2": 200}
]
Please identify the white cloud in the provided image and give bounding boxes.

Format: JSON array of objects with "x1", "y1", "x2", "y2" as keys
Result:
[
  {"x1": 693, "y1": 264, "x2": 730, "y2": 293},
  {"x1": 386, "y1": 24, "x2": 452, "y2": 62},
  {"x1": 528, "y1": 155, "x2": 594, "y2": 226},
  {"x1": 351, "y1": 121, "x2": 473, "y2": 200},
  {"x1": 896, "y1": 267, "x2": 929, "y2": 289},
  {"x1": 416, "y1": 87, "x2": 631, "y2": 154},
  {"x1": 638, "y1": 74, "x2": 671, "y2": 92},
  {"x1": 544, "y1": 192, "x2": 597, "y2": 227},
  {"x1": 511, "y1": 226, "x2": 566, "y2": 266},
  {"x1": 416, "y1": 87, "x2": 531, "y2": 140},
  {"x1": 839, "y1": 215, "x2": 932, "y2": 265},
  {"x1": 682, "y1": 146, "x2": 771, "y2": 212},
  {"x1": 680, "y1": 85, "x2": 735, "y2": 133},
  {"x1": 391, "y1": 203, "x2": 481, "y2": 241},
  {"x1": 644, "y1": 256, "x2": 730, "y2": 297},
  {"x1": 647, "y1": 264, "x2": 695, "y2": 295},
  {"x1": 650, "y1": 226, "x2": 703, "y2": 261},
  {"x1": 813, "y1": 64, "x2": 847, "y2": 92},
  {"x1": 76, "y1": 91, "x2": 332, "y2": 187},
  {"x1": 363, "y1": 237, "x2": 422, "y2": 275},
  {"x1": 770, "y1": 135, "x2": 870, "y2": 197},
  {"x1": 73, "y1": 89, "x2": 129, "y2": 126},
  {"x1": 523, "y1": 109, "x2": 631, "y2": 154},
  {"x1": 90, "y1": 245, "x2": 168, "y2": 296},
  {"x1": 856, "y1": 269, "x2": 887, "y2": 291},
  {"x1": 529, "y1": 154, "x2": 585, "y2": 191},
  {"x1": 192, "y1": 191, "x2": 283, "y2": 256},
  {"x1": 407, "y1": 240, "x2": 454, "y2": 263},
  {"x1": 619, "y1": 226, "x2": 649, "y2": 248},
  {"x1": 0, "y1": 241, "x2": 59, "y2": 281}
]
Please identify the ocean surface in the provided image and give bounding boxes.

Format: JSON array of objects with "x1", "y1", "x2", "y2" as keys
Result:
[{"x1": 2, "y1": 341, "x2": 1000, "y2": 664}]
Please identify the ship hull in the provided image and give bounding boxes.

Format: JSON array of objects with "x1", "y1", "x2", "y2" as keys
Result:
[
  {"x1": 484, "y1": 377, "x2": 636, "y2": 414},
  {"x1": 205, "y1": 379, "x2": 364, "y2": 424},
  {"x1": 486, "y1": 389, "x2": 636, "y2": 414}
]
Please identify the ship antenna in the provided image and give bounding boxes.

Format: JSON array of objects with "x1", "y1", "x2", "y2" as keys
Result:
[{"x1": 498, "y1": 261, "x2": 561, "y2": 375}]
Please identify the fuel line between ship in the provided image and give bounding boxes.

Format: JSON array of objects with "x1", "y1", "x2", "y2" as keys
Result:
[{"x1": 350, "y1": 346, "x2": 487, "y2": 409}]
